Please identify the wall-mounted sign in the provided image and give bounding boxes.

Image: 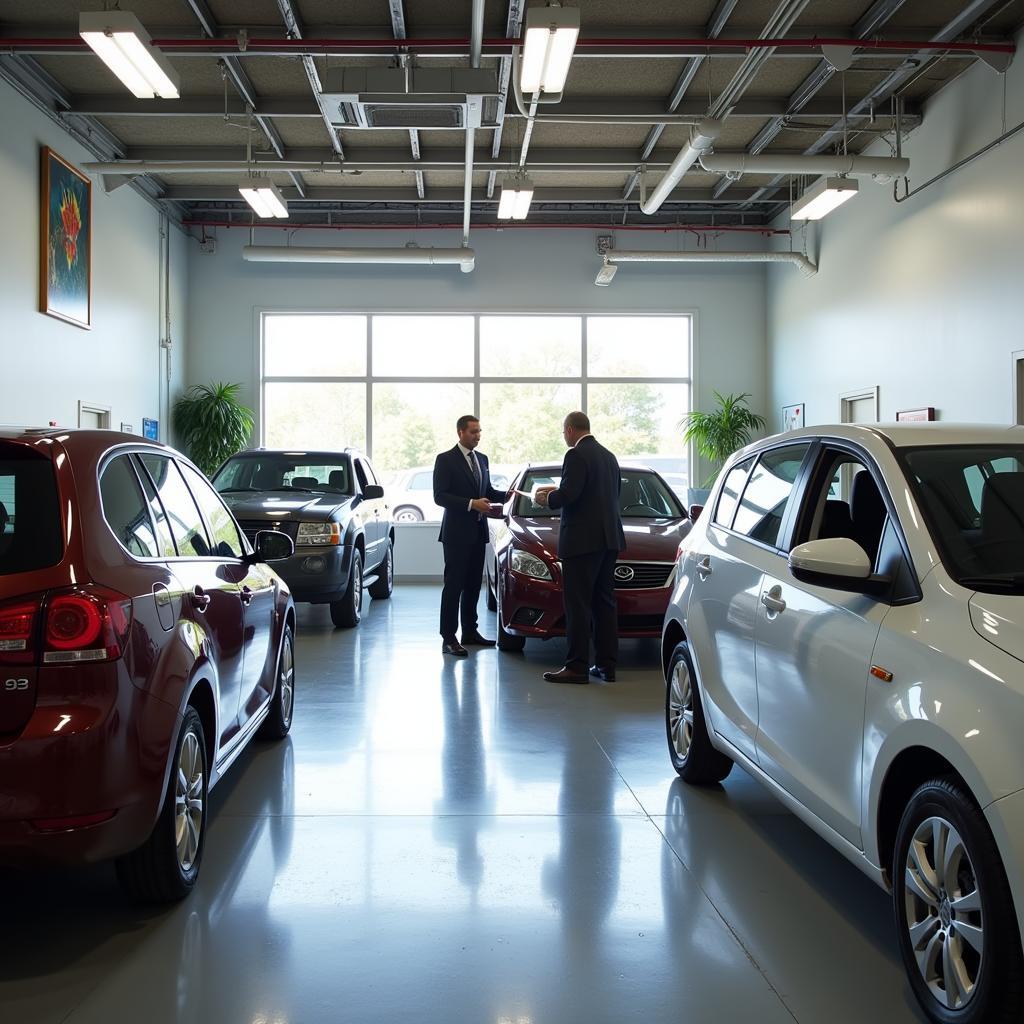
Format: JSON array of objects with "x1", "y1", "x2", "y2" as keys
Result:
[
  {"x1": 895, "y1": 407, "x2": 935, "y2": 422},
  {"x1": 142, "y1": 418, "x2": 159, "y2": 440}
]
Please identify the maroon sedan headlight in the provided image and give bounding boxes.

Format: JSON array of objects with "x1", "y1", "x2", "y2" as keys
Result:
[{"x1": 510, "y1": 548, "x2": 554, "y2": 580}]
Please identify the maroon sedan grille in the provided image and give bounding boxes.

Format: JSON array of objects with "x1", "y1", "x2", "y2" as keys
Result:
[{"x1": 613, "y1": 562, "x2": 674, "y2": 589}]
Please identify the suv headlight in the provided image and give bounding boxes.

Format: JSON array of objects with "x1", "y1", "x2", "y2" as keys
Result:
[
  {"x1": 296, "y1": 522, "x2": 341, "y2": 546},
  {"x1": 511, "y1": 548, "x2": 553, "y2": 580}
]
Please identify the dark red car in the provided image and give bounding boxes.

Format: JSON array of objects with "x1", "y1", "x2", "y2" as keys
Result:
[
  {"x1": 0, "y1": 429, "x2": 295, "y2": 901},
  {"x1": 486, "y1": 463, "x2": 691, "y2": 651}
]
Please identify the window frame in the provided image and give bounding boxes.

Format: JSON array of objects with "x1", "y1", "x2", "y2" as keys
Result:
[
  {"x1": 258, "y1": 310, "x2": 695, "y2": 477},
  {"x1": 97, "y1": 451, "x2": 164, "y2": 562}
]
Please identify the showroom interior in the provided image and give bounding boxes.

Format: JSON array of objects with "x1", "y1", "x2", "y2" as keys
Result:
[{"x1": 3, "y1": 1, "x2": 1024, "y2": 1022}]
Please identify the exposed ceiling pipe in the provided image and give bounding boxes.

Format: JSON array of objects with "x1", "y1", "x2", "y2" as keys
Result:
[
  {"x1": 3, "y1": 35, "x2": 1012, "y2": 58},
  {"x1": 606, "y1": 249, "x2": 817, "y2": 276},
  {"x1": 700, "y1": 152, "x2": 909, "y2": 180},
  {"x1": 460, "y1": 0, "x2": 485, "y2": 266},
  {"x1": 639, "y1": 119, "x2": 721, "y2": 215},
  {"x1": 192, "y1": 221, "x2": 790, "y2": 233},
  {"x1": 242, "y1": 245, "x2": 475, "y2": 269}
]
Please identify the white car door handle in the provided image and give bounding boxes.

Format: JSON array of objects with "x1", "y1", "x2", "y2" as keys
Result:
[
  {"x1": 761, "y1": 588, "x2": 786, "y2": 614},
  {"x1": 696, "y1": 556, "x2": 712, "y2": 580}
]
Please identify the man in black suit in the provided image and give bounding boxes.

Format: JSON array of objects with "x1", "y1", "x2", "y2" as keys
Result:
[
  {"x1": 536, "y1": 412, "x2": 625, "y2": 683},
  {"x1": 433, "y1": 415, "x2": 508, "y2": 656}
]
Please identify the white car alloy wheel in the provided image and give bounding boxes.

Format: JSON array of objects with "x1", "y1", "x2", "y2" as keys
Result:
[
  {"x1": 903, "y1": 815, "x2": 984, "y2": 1011},
  {"x1": 175, "y1": 730, "x2": 205, "y2": 872},
  {"x1": 669, "y1": 657, "x2": 694, "y2": 763}
]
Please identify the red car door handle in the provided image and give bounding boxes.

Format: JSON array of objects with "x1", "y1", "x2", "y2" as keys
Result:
[
  {"x1": 239, "y1": 585, "x2": 254, "y2": 606},
  {"x1": 190, "y1": 585, "x2": 211, "y2": 612}
]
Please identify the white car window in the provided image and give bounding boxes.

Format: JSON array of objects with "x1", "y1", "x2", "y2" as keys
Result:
[
  {"x1": 731, "y1": 445, "x2": 810, "y2": 547},
  {"x1": 713, "y1": 458, "x2": 754, "y2": 529}
]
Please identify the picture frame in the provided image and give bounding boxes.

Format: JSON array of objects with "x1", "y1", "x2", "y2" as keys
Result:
[
  {"x1": 40, "y1": 146, "x2": 92, "y2": 329},
  {"x1": 142, "y1": 418, "x2": 159, "y2": 440},
  {"x1": 782, "y1": 403, "x2": 804, "y2": 431},
  {"x1": 896, "y1": 407, "x2": 935, "y2": 422}
]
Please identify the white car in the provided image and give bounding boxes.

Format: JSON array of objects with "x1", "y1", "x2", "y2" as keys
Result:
[
  {"x1": 388, "y1": 464, "x2": 515, "y2": 523},
  {"x1": 662, "y1": 423, "x2": 1024, "y2": 1024}
]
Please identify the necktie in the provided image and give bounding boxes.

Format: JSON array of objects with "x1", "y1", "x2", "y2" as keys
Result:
[{"x1": 468, "y1": 451, "x2": 481, "y2": 493}]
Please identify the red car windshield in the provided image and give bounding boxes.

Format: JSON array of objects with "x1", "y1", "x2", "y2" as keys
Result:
[{"x1": 513, "y1": 468, "x2": 684, "y2": 519}]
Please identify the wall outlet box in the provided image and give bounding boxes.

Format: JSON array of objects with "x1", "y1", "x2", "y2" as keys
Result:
[{"x1": 199, "y1": 238, "x2": 216, "y2": 254}]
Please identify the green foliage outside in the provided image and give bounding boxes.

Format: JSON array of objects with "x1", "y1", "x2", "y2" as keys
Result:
[{"x1": 173, "y1": 382, "x2": 254, "y2": 477}]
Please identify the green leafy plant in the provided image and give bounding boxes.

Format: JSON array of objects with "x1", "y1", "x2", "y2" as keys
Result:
[
  {"x1": 682, "y1": 391, "x2": 766, "y2": 486},
  {"x1": 173, "y1": 382, "x2": 254, "y2": 477}
]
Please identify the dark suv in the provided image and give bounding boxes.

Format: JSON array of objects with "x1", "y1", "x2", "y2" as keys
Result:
[
  {"x1": 213, "y1": 449, "x2": 394, "y2": 627},
  {"x1": 0, "y1": 429, "x2": 295, "y2": 901}
]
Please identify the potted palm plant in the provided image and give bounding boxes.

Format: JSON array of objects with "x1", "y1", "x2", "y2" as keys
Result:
[
  {"x1": 682, "y1": 391, "x2": 766, "y2": 491},
  {"x1": 173, "y1": 382, "x2": 254, "y2": 477}
]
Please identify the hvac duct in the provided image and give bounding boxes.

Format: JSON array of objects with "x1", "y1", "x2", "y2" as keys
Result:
[
  {"x1": 603, "y1": 249, "x2": 817, "y2": 279},
  {"x1": 638, "y1": 118, "x2": 721, "y2": 215},
  {"x1": 242, "y1": 245, "x2": 476, "y2": 270}
]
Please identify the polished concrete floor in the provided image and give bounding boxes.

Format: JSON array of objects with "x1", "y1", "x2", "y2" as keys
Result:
[{"x1": 3, "y1": 584, "x2": 927, "y2": 1023}]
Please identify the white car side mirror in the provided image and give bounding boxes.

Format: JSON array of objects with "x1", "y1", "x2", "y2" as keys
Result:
[{"x1": 789, "y1": 537, "x2": 872, "y2": 580}]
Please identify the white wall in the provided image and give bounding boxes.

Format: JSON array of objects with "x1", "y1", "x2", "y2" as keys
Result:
[
  {"x1": 186, "y1": 225, "x2": 768, "y2": 573},
  {"x1": 767, "y1": 35, "x2": 1024, "y2": 431},
  {"x1": 0, "y1": 77, "x2": 188, "y2": 437}
]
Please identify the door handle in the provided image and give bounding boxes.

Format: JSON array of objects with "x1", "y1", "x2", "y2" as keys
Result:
[
  {"x1": 696, "y1": 556, "x2": 712, "y2": 580},
  {"x1": 190, "y1": 585, "x2": 211, "y2": 612},
  {"x1": 760, "y1": 587, "x2": 786, "y2": 615},
  {"x1": 239, "y1": 585, "x2": 254, "y2": 606}
]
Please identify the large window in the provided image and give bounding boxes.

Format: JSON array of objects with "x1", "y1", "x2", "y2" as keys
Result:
[{"x1": 262, "y1": 313, "x2": 692, "y2": 520}]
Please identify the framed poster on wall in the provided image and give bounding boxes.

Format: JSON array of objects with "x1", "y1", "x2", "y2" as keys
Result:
[
  {"x1": 40, "y1": 147, "x2": 92, "y2": 329},
  {"x1": 896, "y1": 407, "x2": 935, "y2": 422},
  {"x1": 782, "y1": 403, "x2": 804, "y2": 431}
]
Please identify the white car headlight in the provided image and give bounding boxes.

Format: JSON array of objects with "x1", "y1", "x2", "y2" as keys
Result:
[
  {"x1": 296, "y1": 522, "x2": 341, "y2": 546},
  {"x1": 511, "y1": 548, "x2": 553, "y2": 580}
]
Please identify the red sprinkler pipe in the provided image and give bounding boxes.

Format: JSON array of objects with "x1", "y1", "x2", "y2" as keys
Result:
[{"x1": 183, "y1": 220, "x2": 791, "y2": 235}]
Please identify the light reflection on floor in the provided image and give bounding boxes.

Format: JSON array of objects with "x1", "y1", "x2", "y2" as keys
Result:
[{"x1": 1, "y1": 586, "x2": 924, "y2": 1023}]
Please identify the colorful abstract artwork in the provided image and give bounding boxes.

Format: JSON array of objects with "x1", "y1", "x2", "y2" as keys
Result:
[{"x1": 40, "y1": 147, "x2": 91, "y2": 329}]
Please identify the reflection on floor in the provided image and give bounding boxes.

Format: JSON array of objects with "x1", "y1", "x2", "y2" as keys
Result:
[{"x1": 2, "y1": 585, "x2": 925, "y2": 1023}]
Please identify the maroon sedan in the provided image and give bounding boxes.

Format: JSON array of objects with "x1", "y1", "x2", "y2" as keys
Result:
[
  {"x1": 486, "y1": 463, "x2": 691, "y2": 652},
  {"x1": 0, "y1": 429, "x2": 294, "y2": 901}
]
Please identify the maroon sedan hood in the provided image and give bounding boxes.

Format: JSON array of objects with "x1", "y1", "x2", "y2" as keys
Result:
[{"x1": 508, "y1": 516, "x2": 689, "y2": 560}]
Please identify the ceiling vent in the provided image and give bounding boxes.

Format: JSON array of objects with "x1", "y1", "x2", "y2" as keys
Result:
[{"x1": 318, "y1": 68, "x2": 500, "y2": 130}]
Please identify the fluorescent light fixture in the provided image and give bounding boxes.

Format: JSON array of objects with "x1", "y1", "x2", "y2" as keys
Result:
[
  {"x1": 497, "y1": 174, "x2": 534, "y2": 220},
  {"x1": 79, "y1": 12, "x2": 180, "y2": 99},
  {"x1": 594, "y1": 260, "x2": 617, "y2": 287},
  {"x1": 790, "y1": 176, "x2": 859, "y2": 220},
  {"x1": 520, "y1": 4, "x2": 581, "y2": 94},
  {"x1": 238, "y1": 180, "x2": 289, "y2": 219}
]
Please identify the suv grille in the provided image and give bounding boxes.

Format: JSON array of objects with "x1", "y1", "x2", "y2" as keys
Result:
[
  {"x1": 237, "y1": 519, "x2": 299, "y2": 545},
  {"x1": 613, "y1": 562, "x2": 674, "y2": 589}
]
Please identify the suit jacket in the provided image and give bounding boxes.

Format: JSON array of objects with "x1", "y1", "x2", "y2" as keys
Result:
[
  {"x1": 433, "y1": 445, "x2": 506, "y2": 547},
  {"x1": 547, "y1": 435, "x2": 626, "y2": 559}
]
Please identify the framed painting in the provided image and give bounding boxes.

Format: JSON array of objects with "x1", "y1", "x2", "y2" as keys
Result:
[
  {"x1": 40, "y1": 146, "x2": 92, "y2": 329},
  {"x1": 896, "y1": 407, "x2": 935, "y2": 422},
  {"x1": 782, "y1": 403, "x2": 804, "y2": 431}
]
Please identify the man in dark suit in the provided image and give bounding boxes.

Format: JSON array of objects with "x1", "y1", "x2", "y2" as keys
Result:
[
  {"x1": 536, "y1": 411, "x2": 625, "y2": 683},
  {"x1": 433, "y1": 415, "x2": 508, "y2": 656}
]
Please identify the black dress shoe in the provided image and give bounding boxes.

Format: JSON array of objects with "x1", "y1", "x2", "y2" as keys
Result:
[
  {"x1": 442, "y1": 640, "x2": 468, "y2": 656},
  {"x1": 461, "y1": 632, "x2": 495, "y2": 647},
  {"x1": 589, "y1": 665, "x2": 616, "y2": 682},
  {"x1": 543, "y1": 667, "x2": 590, "y2": 684}
]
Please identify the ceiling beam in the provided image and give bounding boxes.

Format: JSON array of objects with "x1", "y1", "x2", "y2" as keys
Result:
[
  {"x1": 624, "y1": 0, "x2": 739, "y2": 199},
  {"x1": 273, "y1": 0, "x2": 345, "y2": 158},
  {"x1": 162, "y1": 185, "x2": 779, "y2": 204},
  {"x1": 487, "y1": 0, "x2": 526, "y2": 198},
  {"x1": 386, "y1": 1, "x2": 424, "y2": 198},
  {"x1": 713, "y1": 0, "x2": 908, "y2": 199},
  {"x1": 180, "y1": 0, "x2": 305, "y2": 195},
  {"x1": 66, "y1": 93, "x2": 922, "y2": 120},
  {"x1": 742, "y1": 0, "x2": 1012, "y2": 209}
]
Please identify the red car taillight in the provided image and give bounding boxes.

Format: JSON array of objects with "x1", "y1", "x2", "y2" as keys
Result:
[
  {"x1": 43, "y1": 587, "x2": 132, "y2": 664},
  {"x1": 0, "y1": 600, "x2": 38, "y2": 666}
]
